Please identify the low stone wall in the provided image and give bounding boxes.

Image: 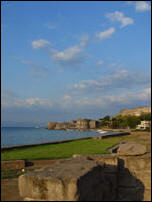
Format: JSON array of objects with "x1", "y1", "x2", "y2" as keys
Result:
[
  {"x1": 92, "y1": 132, "x2": 130, "y2": 140},
  {"x1": 89, "y1": 154, "x2": 151, "y2": 201},
  {"x1": 1, "y1": 160, "x2": 25, "y2": 171},
  {"x1": 18, "y1": 154, "x2": 151, "y2": 201},
  {"x1": 117, "y1": 155, "x2": 151, "y2": 201}
]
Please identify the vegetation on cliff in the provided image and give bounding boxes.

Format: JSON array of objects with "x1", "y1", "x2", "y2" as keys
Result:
[{"x1": 99, "y1": 113, "x2": 151, "y2": 129}]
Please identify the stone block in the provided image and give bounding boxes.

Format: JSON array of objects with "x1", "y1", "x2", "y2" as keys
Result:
[
  {"x1": 125, "y1": 156, "x2": 151, "y2": 171},
  {"x1": 18, "y1": 157, "x2": 117, "y2": 201},
  {"x1": 133, "y1": 171, "x2": 151, "y2": 189},
  {"x1": 89, "y1": 154, "x2": 118, "y2": 165},
  {"x1": 143, "y1": 189, "x2": 151, "y2": 201},
  {"x1": 117, "y1": 143, "x2": 147, "y2": 156}
]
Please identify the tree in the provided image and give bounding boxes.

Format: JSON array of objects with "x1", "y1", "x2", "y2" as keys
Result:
[
  {"x1": 126, "y1": 115, "x2": 140, "y2": 129},
  {"x1": 139, "y1": 113, "x2": 151, "y2": 121},
  {"x1": 103, "y1": 115, "x2": 110, "y2": 121}
]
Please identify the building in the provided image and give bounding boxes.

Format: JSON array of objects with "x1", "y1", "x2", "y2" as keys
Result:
[
  {"x1": 76, "y1": 119, "x2": 90, "y2": 130},
  {"x1": 89, "y1": 120, "x2": 98, "y2": 129},
  {"x1": 116, "y1": 106, "x2": 151, "y2": 117},
  {"x1": 136, "y1": 121, "x2": 151, "y2": 130},
  {"x1": 55, "y1": 122, "x2": 70, "y2": 130},
  {"x1": 47, "y1": 122, "x2": 57, "y2": 129}
]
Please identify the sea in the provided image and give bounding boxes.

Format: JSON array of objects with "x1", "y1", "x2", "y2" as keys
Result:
[{"x1": 1, "y1": 127, "x2": 107, "y2": 147}]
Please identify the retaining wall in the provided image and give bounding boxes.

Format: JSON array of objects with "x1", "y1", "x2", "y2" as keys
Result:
[{"x1": 18, "y1": 154, "x2": 151, "y2": 201}]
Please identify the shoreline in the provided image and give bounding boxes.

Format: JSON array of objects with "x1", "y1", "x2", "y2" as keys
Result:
[{"x1": 1, "y1": 131, "x2": 130, "y2": 151}]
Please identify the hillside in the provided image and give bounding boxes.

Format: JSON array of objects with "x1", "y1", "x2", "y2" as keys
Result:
[{"x1": 116, "y1": 106, "x2": 151, "y2": 117}]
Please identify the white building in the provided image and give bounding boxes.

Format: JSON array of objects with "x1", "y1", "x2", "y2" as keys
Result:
[{"x1": 136, "y1": 121, "x2": 151, "y2": 130}]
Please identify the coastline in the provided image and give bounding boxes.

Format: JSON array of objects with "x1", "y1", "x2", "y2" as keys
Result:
[{"x1": 1, "y1": 131, "x2": 130, "y2": 151}]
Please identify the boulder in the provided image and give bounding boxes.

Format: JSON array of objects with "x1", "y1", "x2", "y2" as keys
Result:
[
  {"x1": 117, "y1": 142, "x2": 147, "y2": 156},
  {"x1": 72, "y1": 154, "x2": 82, "y2": 158},
  {"x1": 18, "y1": 157, "x2": 117, "y2": 201}
]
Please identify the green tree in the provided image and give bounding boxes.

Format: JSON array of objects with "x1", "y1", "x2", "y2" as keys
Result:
[
  {"x1": 126, "y1": 115, "x2": 140, "y2": 129},
  {"x1": 103, "y1": 115, "x2": 110, "y2": 121},
  {"x1": 139, "y1": 113, "x2": 151, "y2": 121}
]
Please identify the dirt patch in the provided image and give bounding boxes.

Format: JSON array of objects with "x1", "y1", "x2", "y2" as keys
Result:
[
  {"x1": 1, "y1": 159, "x2": 62, "y2": 201},
  {"x1": 1, "y1": 178, "x2": 23, "y2": 201}
]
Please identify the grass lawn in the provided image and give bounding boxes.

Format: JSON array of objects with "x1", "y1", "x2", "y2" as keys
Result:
[
  {"x1": 1, "y1": 131, "x2": 150, "y2": 161},
  {"x1": 1, "y1": 137, "x2": 121, "y2": 161}
]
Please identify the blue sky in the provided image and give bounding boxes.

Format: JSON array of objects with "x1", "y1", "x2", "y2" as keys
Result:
[{"x1": 1, "y1": 1, "x2": 151, "y2": 125}]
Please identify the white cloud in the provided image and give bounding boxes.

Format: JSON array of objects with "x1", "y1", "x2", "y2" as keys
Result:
[
  {"x1": 97, "y1": 60, "x2": 104, "y2": 66},
  {"x1": 2, "y1": 87, "x2": 151, "y2": 121},
  {"x1": 31, "y1": 34, "x2": 89, "y2": 66},
  {"x1": 32, "y1": 39, "x2": 51, "y2": 49},
  {"x1": 126, "y1": 1, "x2": 151, "y2": 12},
  {"x1": 2, "y1": 94, "x2": 53, "y2": 108},
  {"x1": 69, "y1": 69, "x2": 150, "y2": 93},
  {"x1": 96, "y1": 27, "x2": 115, "y2": 40},
  {"x1": 61, "y1": 87, "x2": 151, "y2": 109},
  {"x1": 106, "y1": 11, "x2": 134, "y2": 28},
  {"x1": 51, "y1": 45, "x2": 85, "y2": 66},
  {"x1": 80, "y1": 34, "x2": 89, "y2": 47},
  {"x1": 135, "y1": 1, "x2": 151, "y2": 12}
]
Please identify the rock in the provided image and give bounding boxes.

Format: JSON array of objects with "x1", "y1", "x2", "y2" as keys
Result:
[
  {"x1": 18, "y1": 158, "x2": 117, "y2": 201},
  {"x1": 72, "y1": 154, "x2": 82, "y2": 158},
  {"x1": 92, "y1": 136, "x2": 103, "y2": 140},
  {"x1": 117, "y1": 143, "x2": 147, "y2": 156}
]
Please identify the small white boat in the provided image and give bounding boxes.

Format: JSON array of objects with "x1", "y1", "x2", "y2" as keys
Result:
[
  {"x1": 35, "y1": 126, "x2": 40, "y2": 129},
  {"x1": 97, "y1": 130, "x2": 107, "y2": 134}
]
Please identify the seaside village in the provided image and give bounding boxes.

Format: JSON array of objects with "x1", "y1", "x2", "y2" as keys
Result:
[
  {"x1": 2, "y1": 106, "x2": 151, "y2": 201},
  {"x1": 47, "y1": 106, "x2": 151, "y2": 131}
]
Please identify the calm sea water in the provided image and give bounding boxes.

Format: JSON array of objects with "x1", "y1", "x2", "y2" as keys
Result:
[{"x1": 1, "y1": 127, "x2": 105, "y2": 147}]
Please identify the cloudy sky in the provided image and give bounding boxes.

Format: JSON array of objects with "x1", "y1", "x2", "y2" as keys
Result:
[{"x1": 1, "y1": 1, "x2": 151, "y2": 125}]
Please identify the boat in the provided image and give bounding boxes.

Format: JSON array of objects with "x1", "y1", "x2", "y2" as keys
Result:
[
  {"x1": 35, "y1": 126, "x2": 40, "y2": 129},
  {"x1": 97, "y1": 130, "x2": 107, "y2": 134}
]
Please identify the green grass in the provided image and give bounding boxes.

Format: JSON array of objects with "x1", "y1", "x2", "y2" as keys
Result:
[
  {"x1": 1, "y1": 138, "x2": 121, "y2": 161},
  {"x1": 2, "y1": 131, "x2": 150, "y2": 161}
]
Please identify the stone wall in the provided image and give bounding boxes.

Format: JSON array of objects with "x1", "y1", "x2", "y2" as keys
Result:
[
  {"x1": 117, "y1": 106, "x2": 151, "y2": 117},
  {"x1": 2, "y1": 160, "x2": 25, "y2": 171},
  {"x1": 89, "y1": 154, "x2": 151, "y2": 201},
  {"x1": 18, "y1": 154, "x2": 151, "y2": 201},
  {"x1": 117, "y1": 155, "x2": 151, "y2": 201}
]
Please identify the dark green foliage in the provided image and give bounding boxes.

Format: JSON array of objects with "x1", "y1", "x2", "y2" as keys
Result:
[
  {"x1": 103, "y1": 115, "x2": 110, "y2": 121},
  {"x1": 111, "y1": 115, "x2": 141, "y2": 129},
  {"x1": 139, "y1": 113, "x2": 151, "y2": 121},
  {"x1": 98, "y1": 115, "x2": 111, "y2": 128}
]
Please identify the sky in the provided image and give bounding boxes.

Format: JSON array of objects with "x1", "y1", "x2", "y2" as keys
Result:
[{"x1": 1, "y1": 1, "x2": 151, "y2": 126}]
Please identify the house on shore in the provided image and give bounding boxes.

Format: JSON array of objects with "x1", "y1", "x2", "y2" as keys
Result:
[
  {"x1": 136, "y1": 121, "x2": 151, "y2": 130},
  {"x1": 76, "y1": 119, "x2": 90, "y2": 130}
]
